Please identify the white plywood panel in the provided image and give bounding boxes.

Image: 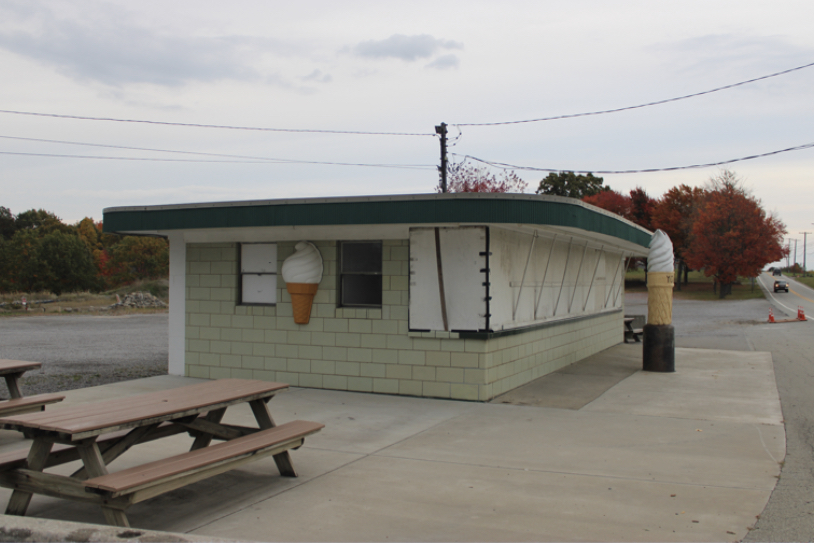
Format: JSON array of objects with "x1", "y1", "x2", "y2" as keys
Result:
[
  {"x1": 489, "y1": 229, "x2": 627, "y2": 331},
  {"x1": 241, "y1": 243, "x2": 277, "y2": 273},
  {"x1": 409, "y1": 227, "x2": 486, "y2": 332},
  {"x1": 410, "y1": 228, "x2": 443, "y2": 331},
  {"x1": 488, "y1": 227, "x2": 529, "y2": 328},
  {"x1": 443, "y1": 227, "x2": 488, "y2": 331},
  {"x1": 607, "y1": 252, "x2": 626, "y2": 310},
  {"x1": 491, "y1": 230, "x2": 587, "y2": 329},
  {"x1": 242, "y1": 274, "x2": 278, "y2": 304},
  {"x1": 583, "y1": 249, "x2": 607, "y2": 313}
]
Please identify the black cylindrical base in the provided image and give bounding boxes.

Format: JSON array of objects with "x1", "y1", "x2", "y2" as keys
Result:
[{"x1": 642, "y1": 324, "x2": 675, "y2": 372}]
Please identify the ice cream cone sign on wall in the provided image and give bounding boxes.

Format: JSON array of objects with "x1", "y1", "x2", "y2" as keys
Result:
[{"x1": 282, "y1": 241, "x2": 323, "y2": 324}]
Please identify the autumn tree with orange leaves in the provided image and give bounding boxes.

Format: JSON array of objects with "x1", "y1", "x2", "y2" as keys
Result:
[
  {"x1": 582, "y1": 189, "x2": 631, "y2": 218},
  {"x1": 684, "y1": 171, "x2": 787, "y2": 298},
  {"x1": 651, "y1": 184, "x2": 704, "y2": 289}
]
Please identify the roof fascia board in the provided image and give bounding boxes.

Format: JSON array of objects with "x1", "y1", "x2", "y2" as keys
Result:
[{"x1": 104, "y1": 193, "x2": 651, "y2": 250}]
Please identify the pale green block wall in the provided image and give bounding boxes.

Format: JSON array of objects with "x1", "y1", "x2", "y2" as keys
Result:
[
  {"x1": 484, "y1": 312, "x2": 621, "y2": 399},
  {"x1": 185, "y1": 241, "x2": 622, "y2": 402}
]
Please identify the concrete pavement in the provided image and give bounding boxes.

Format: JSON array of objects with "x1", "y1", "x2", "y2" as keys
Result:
[{"x1": 0, "y1": 343, "x2": 784, "y2": 542}]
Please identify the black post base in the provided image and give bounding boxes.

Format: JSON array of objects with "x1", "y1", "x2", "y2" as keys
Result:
[{"x1": 642, "y1": 324, "x2": 675, "y2": 372}]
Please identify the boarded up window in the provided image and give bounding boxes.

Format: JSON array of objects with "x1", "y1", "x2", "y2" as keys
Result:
[
  {"x1": 409, "y1": 227, "x2": 488, "y2": 332},
  {"x1": 240, "y1": 243, "x2": 277, "y2": 305}
]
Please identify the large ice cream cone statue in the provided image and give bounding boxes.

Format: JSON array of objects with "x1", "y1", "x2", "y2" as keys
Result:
[
  {"x1": 282, "y1": 241, "x2": 323, "y2": 325},
  {"x1": 647, "y1": 229, "x2": 675, "y2": 324},
  {"x1": 643, "y1": 230, "x2": 675, "y2": 372},
  {"x1": 647, "y1": 271, "x2": 674, "y2": 325}
]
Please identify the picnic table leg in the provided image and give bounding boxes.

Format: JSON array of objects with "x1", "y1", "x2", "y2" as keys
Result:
[
  {"x1": 76, "y1": 440, "x2": 130, "y2": 528},
  {"x1": 4, "y1": 373, "x2": 24, "y2": 399},
  {"x1": 249, "y1": 399, "x2": 297, "y2": 477},
  {"x1": 190, "y1": 408, "x2": 226, "y2": 451},
  {"x1": 72, "y1": 425, "x2": 158, "y2": 480},
  {"x1": 5, "y1": 438, "x2": 52, "y2": 516}
]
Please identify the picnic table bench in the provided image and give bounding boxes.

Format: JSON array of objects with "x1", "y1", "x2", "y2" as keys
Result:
[
  {"x1": 624, "y1": 317, "x2": 643, "y2": 343},
  {"x1": 0, "y1": 378, "x2": 323, "y2": 528},
  {"x1": 0, "y1": 360, "x2": 64, "y2": 417}
]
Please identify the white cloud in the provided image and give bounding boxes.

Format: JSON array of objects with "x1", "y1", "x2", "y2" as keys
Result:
[
  {"x1": 426, "y1": 54, "x2": 460, "y2": 70},
  {"x1": 300, "y1": 69, "x2": 333, "y2": 83},
  {"x1": 654, "y1": 34, "x2": 814, "y2": 78},
  {"x1": 351, "y1": 34, "x2": 462, "y2": 62},
  {"x1": 0, "y1": 1, "x2": 301, "y2": 88}
]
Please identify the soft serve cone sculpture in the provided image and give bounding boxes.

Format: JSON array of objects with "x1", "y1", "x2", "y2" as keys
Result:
[
  {"x1": 643, "y1": 229, "x2": 676, "y2": 372},
  {"x1": 282, "y1": 242, "x2": 323, "y2": 324},
  {"x1": 647, "y1": 230, "x2": 675, "y2": 325}
]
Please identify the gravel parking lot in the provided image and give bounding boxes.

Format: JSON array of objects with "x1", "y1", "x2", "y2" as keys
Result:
[
  {"x1": 625, "y1": 291, "x2": 771, "y2": 351},
  {"x1": 0, "y1": 293, "x2": 775, "y2": 398},
  {"x1": 0, "y1": 313, "x2": 168, "y2": 397}
]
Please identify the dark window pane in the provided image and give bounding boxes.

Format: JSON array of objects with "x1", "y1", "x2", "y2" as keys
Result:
[
  {"x1": 341, "y1": 242, "x2": 382, "y2": 273},
  {"x1": 342, "y1": 275, "x2": 382, "y2": 306}
]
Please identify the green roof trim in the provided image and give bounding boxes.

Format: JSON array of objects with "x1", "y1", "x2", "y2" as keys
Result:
[{"x1": 103, "y1": 194, "x2": 651, "y2": 248}]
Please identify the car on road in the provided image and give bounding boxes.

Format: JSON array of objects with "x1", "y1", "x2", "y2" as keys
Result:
[
  {"x1": 772, "y1": 268, "x2": 782, "y2": 276},
  {"x1": 774, "y1": 280, "x2": 789, "y2": 292}
]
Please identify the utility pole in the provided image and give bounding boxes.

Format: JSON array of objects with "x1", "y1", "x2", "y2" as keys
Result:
[
  {"x1": 435, "y1": 123, "x2": 448, "y2": 193},
  {"x1": 795, "y1": 239, "x2": 799, "y2": 270},
  {"x1": 802, "y1": 231, "x2": 812, "y2": 277}
]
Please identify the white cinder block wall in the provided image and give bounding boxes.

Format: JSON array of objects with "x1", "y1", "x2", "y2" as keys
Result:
[{"x1": 184, "y1": 240, "x2": 623, "y2": 401}]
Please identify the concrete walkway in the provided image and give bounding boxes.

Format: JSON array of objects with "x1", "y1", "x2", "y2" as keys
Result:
[{"x1": 0, "y1": 344, "x2": 784, "y2": 542}]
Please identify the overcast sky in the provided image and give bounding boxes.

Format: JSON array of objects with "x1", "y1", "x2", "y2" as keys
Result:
[{"x1": 1, "y1": 0, "x2": 813, "y2": 263}]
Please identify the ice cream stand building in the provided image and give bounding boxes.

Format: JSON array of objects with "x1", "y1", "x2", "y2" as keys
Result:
[{"x1": 103, "y1": 193, "x2": 651, "y2": 401}]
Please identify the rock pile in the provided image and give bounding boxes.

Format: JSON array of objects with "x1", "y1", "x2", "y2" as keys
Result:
[{"x1": 110, "y1": 292, "x2": 168, "y2": 309}]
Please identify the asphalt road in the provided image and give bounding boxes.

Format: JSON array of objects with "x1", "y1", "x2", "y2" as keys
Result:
[
  {"x1": 743, "y1": 274, "x2": 814, "y2": 542},
  {"x1": 758, "y1": 271, "x2": 814, "y2": 323},
  {"x1": 0, "y1": 313, "x2": 168, "y2": 396}
]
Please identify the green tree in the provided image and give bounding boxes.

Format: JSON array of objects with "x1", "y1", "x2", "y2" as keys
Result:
[
  {"x1": 76, "y1": 218, "x2": 101, "y2": 250},
  {"x1": 0, "y1": 230, "x2": 49, "y2": 292},
  {"x1": 0, "y1": 207, "x2": 14, "y2": 240},
  {"x1": 0, "y1": 229, "x2": 99, "y2": 295},
  {"x1": 105, "y1": 236, "x2": 169, "y2": 285},
  {"x1": 15, "y1": 209, "x2": 72, "y2": 235},
  {"x1": 535, "y1": 172, "x2": 607, "y2": 198},
  {"x1": 38, "y1": 232, "x2": 99, "y2": 295}
]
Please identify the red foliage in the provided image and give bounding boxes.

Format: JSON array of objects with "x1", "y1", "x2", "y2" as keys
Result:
[
  {"x1": 684, "y1": 176, "x2": 787, "y2": 286},
  {"x1": 582, "y1": 187, "x2": 655, "y2": 232},
  {"x1": 440, "y1": 161, "x2": 527, "y2": 193},
  {"x1": 651, "y1": 184, "x2": 704, "y2": 260},
  {"x1": 582, "y1": 190, "x2": 631, "y2": 218},
  {"x1": 628, "y1": 187, "x2": 656, "y2": 231}
]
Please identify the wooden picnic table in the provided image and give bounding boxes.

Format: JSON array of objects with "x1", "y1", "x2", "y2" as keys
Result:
[
  {"x1": 0, "y1": 360, "x2": 64, "y2": 417},
  {"x1": 624, "y1": 317, "x2": 643, "y2": 343},
  {"x1": 0, "y1": 359, "x2": 41, "y2": 400},
  {"x1": 0, "y1": 378, "x2": 323, "y2": 527}
]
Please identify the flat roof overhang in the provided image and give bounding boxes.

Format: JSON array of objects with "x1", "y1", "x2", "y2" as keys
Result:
[{"x1": 103, "y1": 193, "x2": 652, "y2": 256}]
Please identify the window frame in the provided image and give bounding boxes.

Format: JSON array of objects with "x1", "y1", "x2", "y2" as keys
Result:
[{"x1": 338, "y1": 240, "x2": 383, "y2": 308}]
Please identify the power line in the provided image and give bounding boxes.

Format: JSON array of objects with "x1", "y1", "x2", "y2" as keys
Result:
[
  {"x1": 0, "y1": 109, "x2": 435, "y2": 137},
  {"x1": 0, "y1": 150, "x2": 435, "y2": 170},
  {"x1": 452, "y1": 140, "x2": 814, "y2": 174},
  {"x1": 0, "y1": 134, "x2": 435, "y2": 168},
  {"x1": 454, "y1": 60, "x2": 814, "y2": 127}
]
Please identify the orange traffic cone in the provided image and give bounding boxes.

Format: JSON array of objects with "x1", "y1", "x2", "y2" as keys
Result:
[
  {"x1": 768, "y1": 308, "x2": 776, "y2": 323},
  {"x1": 798, "y1": 306, "x2": 807, "y2": 321}
]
